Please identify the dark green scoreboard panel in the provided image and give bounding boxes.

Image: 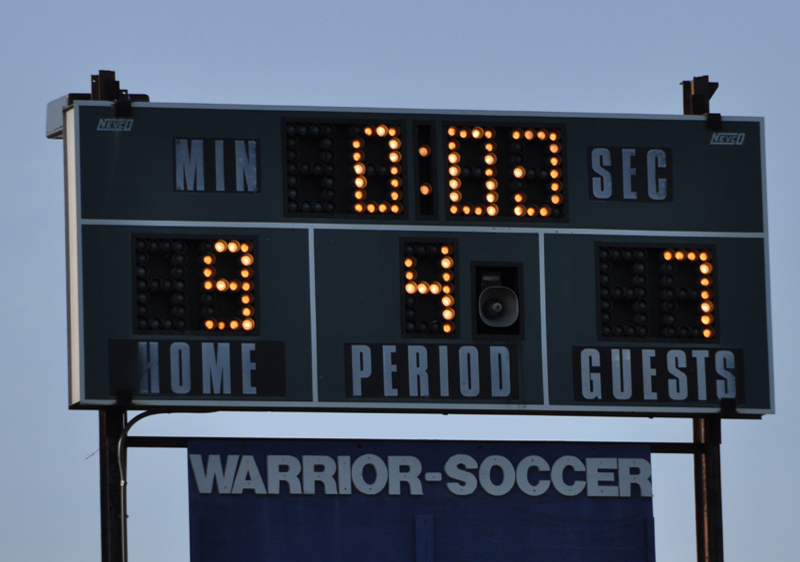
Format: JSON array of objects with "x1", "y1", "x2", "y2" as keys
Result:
[{"x1": 65, "y1": 101, "x2": 772, "y2": 416}]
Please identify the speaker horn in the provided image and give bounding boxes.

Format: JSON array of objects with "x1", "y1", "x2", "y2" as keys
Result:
[{"x1": 478, "y1": 286, "x2": 519, "y2": 328}]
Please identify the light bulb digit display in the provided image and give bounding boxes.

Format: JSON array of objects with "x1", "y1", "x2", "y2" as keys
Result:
[
  {"x1": 597, "y1": 245, "x2": 716, "y2": 340},
  {"x1": 134, "y1": 237, "x2": 257, "y2": 333},
  {"x1": 402, "y1": 239, "x2": 457, "y2": 336},
  {"x1": 444, "y1": 124, "x2": 565, "y2": 220},
  {"x1": 284, "y1": 121, "x2": 405, "y2": 218}
]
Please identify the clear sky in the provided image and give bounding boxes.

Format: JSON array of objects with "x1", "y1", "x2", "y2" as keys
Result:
[{"x1": 2, "y1": 1, "x2": 799, "y2": 560}]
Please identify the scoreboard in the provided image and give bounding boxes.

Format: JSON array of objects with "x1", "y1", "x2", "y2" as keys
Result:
[{"x1": 62, "y1": 101, "x2": 772, "y2": 416}]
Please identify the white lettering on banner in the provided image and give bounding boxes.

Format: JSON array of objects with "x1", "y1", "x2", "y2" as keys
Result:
[
  {"x1": 619, "y1": 458, "x2": 652, "y2": 497},
  {"x1": 551, "y1": 456, "x2": 586, "y2": 496},
  {"x1": 479, "y1": 456, "x2": 516, "y2": 497},
  {"x1": 586, "y1": 458, "x2": 618, "y2": 497},
  {"x1": 351, "y1": 454, "x2": 388, "y2": 495},
  {"x1": 515, "y1": 456, "x2": 551, "y2": 496},
  {"x1": 232, "y1": 456, "x2": 266, "y2": 495},
  {"x1": 190, "y1": 454, "x2": 239, "y2": 494},
  {"x1": 302, "y1": 456, "x2": 337, "y2": 495},
  {"x1": 388, "y1": 457, "x2": 424, "y2": 496},
  {"x1": 444, "y1": 454, "x2": 479, "y2": 496},
  {"x1": 337, "y1": 456, "x2": 352, "y2": 494},
  {"x1": 190, "y1": 453, "x2": 652, "y2": 498},
  {"x1": 267, "y1": 455, "x2": 302, "y2": 495}
]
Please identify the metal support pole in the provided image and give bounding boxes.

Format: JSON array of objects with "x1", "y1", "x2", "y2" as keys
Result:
[
  {"x1": 117, "y1": 411, "x2": 160, "y2": 562},
  {"x1": 92, "y1": 70, "x2": 131, "y2": 562},
  {"x1": 99, "y1": 408, "x2": 126, "y2": 562},
  {"x1": 694, "y1": 416, "x2": 724, "y2": 562},
  {"x1": 682, "y1": 76, "x2": 725, "y2": 562}
]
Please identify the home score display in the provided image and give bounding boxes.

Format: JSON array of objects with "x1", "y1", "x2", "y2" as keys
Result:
[{"x1": 62, "y1": 101, "x2": 772, "y2": 416}]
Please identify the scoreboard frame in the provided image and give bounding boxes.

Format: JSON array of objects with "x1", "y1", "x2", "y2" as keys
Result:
[{"x1": 61, "y1": 100, "x2": 773, "y2": 417}]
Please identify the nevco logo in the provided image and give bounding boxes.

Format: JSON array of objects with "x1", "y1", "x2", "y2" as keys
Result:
[
  {"x1": 97, "y1": 118, "x2": 134, "y2": 132},
  {"x1": 710, "y1": 132, "x2": 745, "y2": 146}
]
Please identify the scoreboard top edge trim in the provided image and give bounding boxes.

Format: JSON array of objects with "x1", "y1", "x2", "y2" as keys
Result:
[{"x1": 69, "y1": 100, "x2": 766, "y2": 124}]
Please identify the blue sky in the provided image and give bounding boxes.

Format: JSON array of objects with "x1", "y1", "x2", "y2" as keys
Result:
[{"x1": 2, "y1": 1, "x2": 799, "y2": 560}]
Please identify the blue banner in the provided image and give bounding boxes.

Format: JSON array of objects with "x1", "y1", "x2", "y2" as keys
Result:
[{"x1": 189, "y1": 439, "x2": 654, "y2": 562}]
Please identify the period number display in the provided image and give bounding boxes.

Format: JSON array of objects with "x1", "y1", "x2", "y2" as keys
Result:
[{"x1": 401, "y1": 239, "x2": 458, "y2": 337}]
